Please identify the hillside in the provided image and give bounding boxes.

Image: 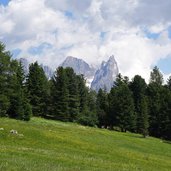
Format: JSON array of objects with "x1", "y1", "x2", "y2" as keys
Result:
[{"x1": 0, "y1": 117, "x2": 171, "y2": 171}]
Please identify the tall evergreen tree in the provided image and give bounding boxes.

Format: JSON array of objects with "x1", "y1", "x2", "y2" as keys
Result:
[
  {"x1": 51, "y1": 67, "x2": 69, "y2": 121},
  {"x1": 65, "y1": 67, "x2": 80, "y2": 121},
  {"x1": 8, "y1": 60, "x2": 32, "y2": 120},
  {"x1": 109, "y1": 74, "x2": 136, "y2": 131},
  {"x1": 26, "y1": 62, "x2": 49, "y2": 117},
  {"x1": 0, "y1": 42, "x2": 11, "y2": 116},
  {"x1": 130, "y1": 75, "x2": 149, "y2": 135},
  {"x1": 96, "y1": 88, "x2": 109, "y2": 128},
  {"x1": 76, "y1": 75, "x2": 98, "y2": 126},
  {"x1": 147, "y1": 67, "x2": 164, "y2": 137}
]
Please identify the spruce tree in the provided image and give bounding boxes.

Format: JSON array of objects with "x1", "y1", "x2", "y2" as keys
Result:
[
  {"x1": 109, "y1": 74, "x2": 136, "y2": 131},
  {"x1": 0, "y1": 42, "x2": 11, "y2": 116},
  {"x1": 65, "y1": 67, "x2": 80, "y2": 121},
  {"x1": 96, "y1": 88, "x2": 109, "y2": 128},
  {"x1": 51, "y1": 67, "x2": 69, "y2": 121},
  {"x1": 26, "y1": 62, "x2": 48, "y2": 117},
  {"x1": 158, "y1": 86, "x2": 171, "y2": 140},
  {"x1": 8, "y1": 60, "x2": 32, "y2": 120},
  {"x1": 147, "y1": 67, "x2": 164, "y2": 137},
  {"x1": 130, "y1": 75, "x2": 148, "y2": 134}
]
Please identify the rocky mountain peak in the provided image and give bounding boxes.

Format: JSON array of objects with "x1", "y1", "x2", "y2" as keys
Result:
[
  {"x1": 61, "y1": 56, "x2": 96, "y2": 78},
  {"x1": 91, "y1": 55, "x2": 119, "y2": 92}
]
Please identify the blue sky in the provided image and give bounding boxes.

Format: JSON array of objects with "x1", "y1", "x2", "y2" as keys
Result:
[
  {"x1": 0, "y1": 0, "x2": 171, "y2": 80},
  {"x1": 157, "y1": 56, "x2": 171, "y2": 75},
  {"x1": 0, "y1": 0, "x2": 9, "y2": 6}
]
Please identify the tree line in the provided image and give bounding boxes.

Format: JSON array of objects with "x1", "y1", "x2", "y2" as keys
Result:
[{"x1": 0, "y1": 42, "x2": 171, "y2": 140}]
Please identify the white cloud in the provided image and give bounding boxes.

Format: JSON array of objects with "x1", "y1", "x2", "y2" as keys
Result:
[{"x1": 1, "y1": 0, "x2": 171, "y2": 82}]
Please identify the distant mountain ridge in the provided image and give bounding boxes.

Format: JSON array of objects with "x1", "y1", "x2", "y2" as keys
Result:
[
  {"x1": 19, "y1": 55, "x2": 119, "y2": 92},
  {"x1": 61, "y1": 55, "x2": 119, "y2": 92}
]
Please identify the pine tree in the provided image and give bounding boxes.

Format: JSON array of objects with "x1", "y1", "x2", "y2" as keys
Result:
[
  {"x1": 147, "y1": 67, "x2": 164, "y2": 138},
  {"x1": 96, "y1": 88, "x2": 109, "y2": 128},
  {"x1": 8, "y1": 60, "x2": 32, "y2": 120},
  {"x1": 26, "y1": 62, "x2": 49, "y2": 117},
  {"x1": 130, "y1": 75, "x2": 148, "y2": 134},
  {"x1": 65, "y1": 67, "x2": 80, "y2": 121},
  {"x1": 0, "y1": 42, "x2": 11, "y2": 116},
  {"x1": 51, "y1": 67, "x2": 69, "y2": 121},
  {"x1": 109, "y1": 74, "x2": 136, "y2": 131}
]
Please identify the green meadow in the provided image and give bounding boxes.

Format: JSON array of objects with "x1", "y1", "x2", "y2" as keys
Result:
[{"x1": 0, "y1": 117, "x2": 171, "y2": 171}]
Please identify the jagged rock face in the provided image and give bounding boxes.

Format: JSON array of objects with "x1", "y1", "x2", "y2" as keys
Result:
[
  {"x1": 61, "y1": 56, "x2": 96, "y2": 79},
  {"x1": 91, "y1": 55, "x2": 119, "y2": 92},
  {"x1": 19, "y1": 58, "x2": 54, "y2": 79}
]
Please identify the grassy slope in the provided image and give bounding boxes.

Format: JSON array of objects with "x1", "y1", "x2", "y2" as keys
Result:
[{"x1": 0, "y1": 117, "x2": 171, "y2": 171}]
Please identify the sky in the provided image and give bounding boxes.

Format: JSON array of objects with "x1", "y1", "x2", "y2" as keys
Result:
[{"x1": 0, "y1": 0, "x2": 171, "y2": 82}]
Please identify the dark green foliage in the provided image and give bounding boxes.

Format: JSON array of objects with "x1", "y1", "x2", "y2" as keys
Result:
[
  {"x1": 65, "y1": 67, "x2": 80, "y2": 121},
  {"x1": 23, "y1": 102, "x2": 32, "y2": 121},
  {"x1": 0, "y1": 42, "x2": 31, "y2": 120},
  {"x1": 77, "y1": 89, "x2": 98, "y2": 126},
  {"x1": 147, "y1": 67, "x2": 165, "y2": 138},
  {"x1": 51, "y1": 67, "x2": 69, "y2": 121},
  {"x1": 130, "y1": 75, "x2": 147, "y2": 107},
  {"x1": 137, "y1": 96, "x2": 149, "y2": 137},
  {"x1": 0, "y1": 95, "x2": 10, "y2": 117},
  {"x1": 76, "y1": 76, "x2": 98, "y2": 126},
  {"x1": 77, "y1": 109, "x2": 98, "y2": 126},
  {"x1": 167, "y1": 76, "x2": 171, "y2": 90},
  {"x1": 26, "y1": 62, "x2": 49, "y2": 117},
  {"x1": 147, "y1": 82, "x2": 162, "y2": 137},
  {"x1": 50, "y1": 67, "x2": 98, "y2": 126},
  {"x1": 109, "y1": 74, "x2": 136, "y2": 132},
  {"x1": 77, "y1": 74, "x2": 89, "y2": 113},
  {"x1": 96, "y1": 88, "x2": 108, "y2": 128},
  {"x1": 7, "y1": 60, "x2": 32, "y2": 120},
  {"x1": 87, "y1": 90, "x2": 97, "y2": 113},
  {"x1": 159, "y1": 87, "x2": 171, "y2": 140},
  {"x1": 130, "y1": 75, "x2": 149, "y2": 136},
  {"x1": 0, "y1": 42, "x2": 11, "y2": 116}
]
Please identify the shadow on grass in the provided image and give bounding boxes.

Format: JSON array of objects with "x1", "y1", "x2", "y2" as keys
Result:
[
  {"x1": 163, "y1": 140, "x2": 171, "y2": 144},
  {"x1": 124, "y1": 133, "x2": 145, "y2": 139}
]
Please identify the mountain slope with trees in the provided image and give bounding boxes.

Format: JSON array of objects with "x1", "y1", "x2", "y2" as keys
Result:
[{"x1": 0, "y1": 41, "x2": 171, "y2": 140}]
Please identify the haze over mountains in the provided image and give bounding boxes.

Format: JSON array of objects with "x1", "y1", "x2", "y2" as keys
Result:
[{"x1": 19, "y1": 55, "x2": 119, "y2": 92}]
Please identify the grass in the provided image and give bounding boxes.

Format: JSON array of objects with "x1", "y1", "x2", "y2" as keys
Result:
[{"x1": 0, "y1": 117, "x2": 171, "y2": 171}]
